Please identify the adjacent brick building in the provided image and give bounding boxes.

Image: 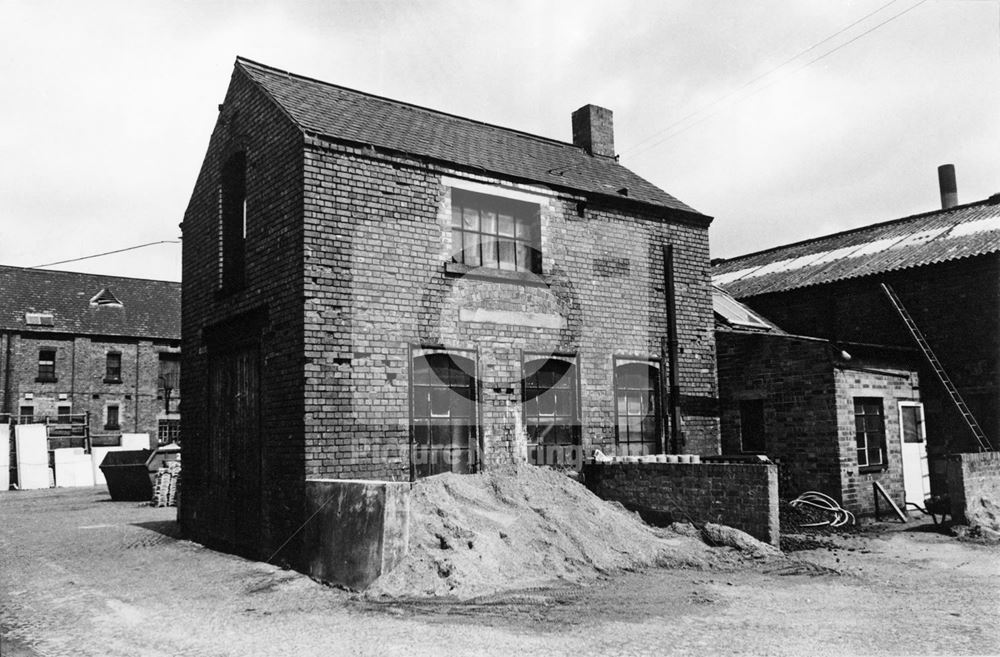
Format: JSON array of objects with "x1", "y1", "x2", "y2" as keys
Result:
[
  {"x1": 179, "y1": 57, "x2": 721, "y2": 560},
  {"x1": 0, "y1": 265, "x2": 182, "y2": 467},
  {"x1": 713, "y1": 179, "x2": 999, "y2": 494},
  {"x1": 714, "y1": 287, "x2": 922, "y2": 515}
]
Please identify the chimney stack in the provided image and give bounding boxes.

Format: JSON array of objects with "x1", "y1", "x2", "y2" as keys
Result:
[
  {"x1": 572, "y1": 104, "x2": 615, "y2": 158},
  {"x1": 938, "y1": 164, "x2": 958, "y2": 209}
]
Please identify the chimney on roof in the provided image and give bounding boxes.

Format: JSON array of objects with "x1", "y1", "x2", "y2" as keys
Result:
[
  {"x1": 572, "y1": 104, "x2": 615, "y2": 158},
  {"x1": 938, "y1": 164, "x2": 958, "y2": 210}
]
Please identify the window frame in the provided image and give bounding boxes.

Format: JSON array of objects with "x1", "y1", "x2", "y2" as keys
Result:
[
  {"x1": 409, "y1": 347, "x2": 480, "y2": 479},
  {"x1": 521, "y1": 353, "x2": 581, "y2": 449},
  {"x1": 36, "y1": 348, "x2": 57, "y2": 382},
  {"x1": 612, "y1": 357, "x2": 662, "y2": 456},
  {"x1": 854, "y1": 397, "x2": 887, "y2": 471},
  {"x1": 450, "y1": 188, "x2": 542, "y2": 275},
  {"x1": 219, "y1": 151, "x2": 247, "y2": 294},
  {"x1": 105, "y1": 404, "x2": 121, "y2": 431},
  {"x1": 104, "y1": 351, "x2": 122, "y2": 383}
]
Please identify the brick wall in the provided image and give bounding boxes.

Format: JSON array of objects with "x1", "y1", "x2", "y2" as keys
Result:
[
  {"x1": 834, "y1": 366, "x2": 918, "y2": 516},
  {"x1": 583, "y1": 462, "x2": 779, "y2": 545},
  {"x1": 946, "y1": 451, "x2": 1000, "y2": 528},
  {"x1": 716, "y1": 331, "x2": 841, "y2": 500},
  {"x1": 1, "y1": 331, "x2": 179, "y2": 449},
  {"x1": 180, "y1": 65, "x2": 306, "y2": 560},
  {"x1": 300, "y1": 141, "x2": 720, "y2": 481},
  {"x1": 742, "y1": 256, "x2": 999, "y2": 463}
]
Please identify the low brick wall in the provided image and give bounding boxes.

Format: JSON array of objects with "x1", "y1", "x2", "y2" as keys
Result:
[
  {"x1": 947, "y1": 452, "x2": 1000, "y2": 529},
  {"x1": 583, "y1": 462, "x2": 779, "y2": 546}
]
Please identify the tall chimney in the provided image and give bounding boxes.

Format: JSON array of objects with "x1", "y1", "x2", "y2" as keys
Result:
[
  {"x1": 938, "y1": 164, "x2": 958, "y2": 209},
  {"x1": 572, "y1": 104, "x2": 615, "y2": 158}
]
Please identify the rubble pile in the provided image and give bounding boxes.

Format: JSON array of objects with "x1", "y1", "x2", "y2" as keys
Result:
[{"x1": 367, "y1": 465, "x2": 756, "y2": 599}]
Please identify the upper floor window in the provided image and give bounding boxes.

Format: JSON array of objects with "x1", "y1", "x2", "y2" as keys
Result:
[
  {"x1": 37, "y1": 348, "x2": 56, "y2": 382},
  {"x1": 220, "y1": 152, "x2": 247, "y2": 292},
  {"x1": 105, "y1": 352, "x2": 122, "y2": 383},
  {"x1": 854, "y1": 397, "x2": 886, "y2": 470},
  {"x1": 451, "y1": 189, "x2": 541, "y2": 274},
  {"x1": 158, "y1": 353, "x2": 181, "y2": 394},
  {"x1": 614, "y1": 360, "x2": 660, "y2": 456}
]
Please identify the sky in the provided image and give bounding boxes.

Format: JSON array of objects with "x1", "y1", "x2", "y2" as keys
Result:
[{"x1": 1, "y1": 0, "x2": 998, "y2": 282}]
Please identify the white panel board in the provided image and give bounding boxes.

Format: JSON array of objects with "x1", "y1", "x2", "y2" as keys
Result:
[
  {"x1": 0, "y1": 422, "x2": 10, "y2": 490},
  {"x1": 15, "y1": 424, "x2": 49, "y2": 490},
  {"x1": 121, "y1": 433, "x2": 151, "y2": 450},
  {"x1": 54, "y1": 448, "x2": 95, "y2": 488}
]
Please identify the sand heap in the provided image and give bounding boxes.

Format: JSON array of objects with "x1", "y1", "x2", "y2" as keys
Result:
[{"x1": 367, "y1": 465, "x2": 731, "y2": 599}]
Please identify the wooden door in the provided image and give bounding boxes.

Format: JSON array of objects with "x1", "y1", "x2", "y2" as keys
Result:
[{"x1": 208, "y1": 343, "x2": 262, "y2": 554}]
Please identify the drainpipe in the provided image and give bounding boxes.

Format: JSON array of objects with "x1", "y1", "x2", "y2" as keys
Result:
[
  {"x1": 662, "y1": 245, "x2": 682, "y2": 453},
  {"x1": 2, "y1": 332, "x2": 12, "y2": 415},
  {"x1": 134, "y1": 343, "x2": 141, "y2": 433}
]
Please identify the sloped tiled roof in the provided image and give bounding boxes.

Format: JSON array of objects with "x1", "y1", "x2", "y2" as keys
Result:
[
  {"x1": 235, "y1": 57, "x2": 705, "y2": 219},
  {"x1": 0, "y1": 266, "x2": 180, "y2": 340},
  {"x1": 713, "y1": 196, "x2": 1000, "y2": 298}
]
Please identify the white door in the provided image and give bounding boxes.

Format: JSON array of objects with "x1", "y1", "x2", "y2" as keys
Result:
[{"x1": 898, "y1": 402, "x2": 929, "y2": 507}]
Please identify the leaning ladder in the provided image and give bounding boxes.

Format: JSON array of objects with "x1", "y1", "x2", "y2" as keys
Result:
[{"x1": 881, "y1": 283, "x2": 992, "y2": 451}]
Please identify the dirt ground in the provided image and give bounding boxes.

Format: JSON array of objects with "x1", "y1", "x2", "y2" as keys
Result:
[{"x1": 2, "y1": 487, "x2": 999, "y2": 657}]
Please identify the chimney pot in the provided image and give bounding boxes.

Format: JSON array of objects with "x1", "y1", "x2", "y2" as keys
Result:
[
  {"x1": 572, "y1": 104, "x2": 615, "y2": 158},
  {"x1": 938, "y1": 164, "x2": 958, "y2": 209}
]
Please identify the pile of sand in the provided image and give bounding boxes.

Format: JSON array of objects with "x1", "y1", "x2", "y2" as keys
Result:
[{"x1": 366, "y1": 465, "x2": 745, "y2": 599}]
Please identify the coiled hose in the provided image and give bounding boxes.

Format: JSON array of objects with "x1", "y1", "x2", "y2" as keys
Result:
[{"x1": 789, "y1": 491, "x2": 856, "y2": 527}]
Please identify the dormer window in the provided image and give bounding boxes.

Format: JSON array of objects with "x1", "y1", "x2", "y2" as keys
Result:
[
  {"x1": 451, "y1": 189, "x2": 541, "y2": 274},
  {"x1": 90, "y1": 288, "x2": 123, "y2": 307},
  {"x1": 24, "y1": 312, "x2": 54, "y2": 326}
]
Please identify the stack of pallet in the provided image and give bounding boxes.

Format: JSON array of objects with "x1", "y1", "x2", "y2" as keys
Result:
[{"x1": 152, "y1": 460, "x2": 181, "y2": 507}]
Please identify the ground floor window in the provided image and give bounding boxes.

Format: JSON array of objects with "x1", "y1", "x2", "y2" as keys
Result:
[
  {"x1": 523, "y1": 355, "x2": 580, "y2": 450},
  {"x1": 855, "y1": 397, "x2": 886, "y2": 469},
  {"x1": 614, "y1": 360, "x2": 660, "y2": 456},
  {"x1": 411, "y1": 351, "x2": 478, "y2": 478}
]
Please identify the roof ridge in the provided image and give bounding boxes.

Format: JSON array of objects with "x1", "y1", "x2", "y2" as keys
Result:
[
  {"x1": 713, "y1": 195, "x2": 1000, "y2": 267},
  {"x1": 0, "y1": 264, "x2": 181, "y2": 286},
  {"x1": 234, "y1": 56, "x2": 582, "y2": 153}
]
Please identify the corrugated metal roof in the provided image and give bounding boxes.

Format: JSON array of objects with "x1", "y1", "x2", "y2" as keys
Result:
[
  {"x1": 712, "y1": 286, "x2": 783, "y2": 331},
  {"x1": 712, "y1": 197, "x2": 1000, "y2": 298},
  {"x1": 0, "y1": 266, "x2": 180, "y2": 339},
  {"x1": 235, "y1": 57, "x2": 706, "y2": 219}
]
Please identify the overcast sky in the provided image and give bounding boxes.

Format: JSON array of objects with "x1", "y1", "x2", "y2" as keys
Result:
[{"x1": 2, "y1": 0, "x2": 998, "y2": 282}]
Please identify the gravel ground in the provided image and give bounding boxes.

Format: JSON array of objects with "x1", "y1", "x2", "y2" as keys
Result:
[{"x1": 2, "y1": 486, "x2": 999, "y2": 656}]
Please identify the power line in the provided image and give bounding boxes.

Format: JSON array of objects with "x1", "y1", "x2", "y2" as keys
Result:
[
  {"x1": 623, "y1": 0, "x2": 904, "y2": 156},
  {"x1": 623, "y1": 0, "x2": 929, "y2": 158},
  {"x1": 31, "y1": 240, "x2": 181, "y2": 269}
]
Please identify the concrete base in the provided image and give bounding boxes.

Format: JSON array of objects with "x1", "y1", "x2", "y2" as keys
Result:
[{"x1": 302, "y1": 479, "x2": 410, "y2": 591}]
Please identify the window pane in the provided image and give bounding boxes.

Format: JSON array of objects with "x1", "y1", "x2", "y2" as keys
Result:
[
  {"x1": 413, "y1": 389, "x2": 429, "y2": 417},
  {"x1": 857, "y1": 448, "x2": 867, "y2": 466},
  {"x1": 515, "y1": 216, "x2": 533, "y2": 240},
  {"x1": 537, "y1": 391, "x2": 556, "y2": 416},
  {"x1": 431, "y1": 424, "x2": 452, "y2": 446},
  {"x1": 429, "y1": 388, "x2": 452, "y2": 417},
  {"x1": 413, "y1": 424, "x2": 430, "y2": 447},
  {"x1": 481, "y1": 210, "x2": 497, "y2": 235},
  {"x1": 498, "y1": 239, "x2": 516, "y2": 271},
  {"x1": 498, "y1": 213, "x2": 515, "y2": 236},
  {"x1": 482, "y1": 237, "x2": 499, "y2": 269},
  {"x1": 868, "y1": 447, "x2": 882, "y2": 466},
  {"x1": 451, "y1": 206, "x2": 463, "y2": 227},
  {"x1": 463, "y1": 207, "x2": 479, "y2": 232},
  {"x1": 463, "y1": 231, "x2": 481, "y2": 267}
]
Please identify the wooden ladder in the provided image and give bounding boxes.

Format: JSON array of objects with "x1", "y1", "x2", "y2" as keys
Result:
[{"x1": 881, "y1": 283, "x2": 992, "y2": 451}]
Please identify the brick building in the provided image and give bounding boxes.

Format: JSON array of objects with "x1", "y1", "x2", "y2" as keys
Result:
[
  {"x1": 180, "y1": 57, "x2": 720, "y2": 559},
  {"x1": 0, "y1": 265, "x2": 182, "y2": 461},
  {"x1": 713, "y1": 176, "x2": 999, "y2": 494},
  {"x1": 713, "y1": 287, "x2": 923, "y2": 515}
]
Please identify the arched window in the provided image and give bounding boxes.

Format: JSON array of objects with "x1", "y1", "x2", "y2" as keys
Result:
[
  {"x1": 523, "y1": 357, "x2": 580, "y2": 448},
  {"x1": 614, "y1": 361, "x2": 660, "y2": 456},
  {"x1": 411, "y1": 352, "x2": 477, "y2": 477},
  {"x1": 220, "y1": 152, "x2": 247, "y2": 291}
]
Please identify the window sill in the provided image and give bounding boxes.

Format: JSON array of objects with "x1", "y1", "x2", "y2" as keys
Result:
[
  {"x1": 35, "y1": 377, "x2": 57, "y2": 383},
  {"x1": 444, "y1": 261, "x2": 549, "y2": 287},
  {"x1": 859, "y1": 465, "x2": 888, "y2": 474},
  {"x1": 103, "y1": 377, "x2": 122, "y2": 384},
  {"x1": 104, "y1": 425, "x2": 121, "y2": 431}
]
